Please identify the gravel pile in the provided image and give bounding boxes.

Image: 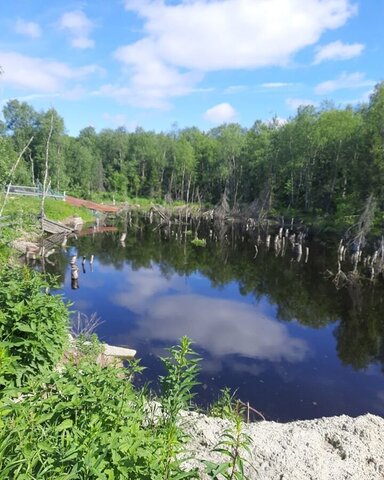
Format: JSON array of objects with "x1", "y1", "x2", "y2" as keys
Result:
[{"x1": 182, "y1": 412, "x2": 384, "y2": 479}]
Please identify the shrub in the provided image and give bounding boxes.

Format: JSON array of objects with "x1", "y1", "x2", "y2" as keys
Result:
[
  {"x1": 0, "y1": 266, "x2": 69, "y2": 387},
  {"x1": 0, "y1": 339, "x2": 200, "y2": 479}
]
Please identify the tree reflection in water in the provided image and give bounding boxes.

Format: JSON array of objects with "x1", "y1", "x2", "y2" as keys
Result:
[{"x1": 47, "y1": 217, "x2": 384, "y2": 421}]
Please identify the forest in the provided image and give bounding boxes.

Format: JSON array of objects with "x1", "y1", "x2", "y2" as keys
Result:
[{"x1": 1, "y1": 82, "x2": 384, "y2": 224}]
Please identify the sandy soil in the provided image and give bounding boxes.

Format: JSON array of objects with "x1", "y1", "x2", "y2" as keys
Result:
[{"x1": 182, "y1": 412, "x2": 384, "y2": 479}]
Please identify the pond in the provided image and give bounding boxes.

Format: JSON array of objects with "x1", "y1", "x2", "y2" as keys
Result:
[{"x1": 46, "y1": 217, "x2": 384, "y2": 422}]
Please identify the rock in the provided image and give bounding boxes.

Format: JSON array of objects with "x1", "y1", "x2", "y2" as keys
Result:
[
  {"x1": 11, "y1": 240, "x2": 40, "y2": 256},
  {"x1": 102, "y1": 344, "x2": 136, "y2": 359},
  {"x1": 63, "y1": 216, "x2": 84, "y2": 230}
]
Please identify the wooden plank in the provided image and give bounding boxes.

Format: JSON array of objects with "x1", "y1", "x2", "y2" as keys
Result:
[{"x1": 42, "y1": 218, "x2": 73, "y2": 234}]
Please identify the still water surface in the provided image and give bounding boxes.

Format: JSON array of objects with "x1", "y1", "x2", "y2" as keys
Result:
[{"x1": 48, "y1": 220, "x2": 384, "y2": 422}]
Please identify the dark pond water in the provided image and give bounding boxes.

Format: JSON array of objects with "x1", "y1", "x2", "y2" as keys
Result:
[{"x1": 45, "y1": 217, "x2": 384, "y2": 422}]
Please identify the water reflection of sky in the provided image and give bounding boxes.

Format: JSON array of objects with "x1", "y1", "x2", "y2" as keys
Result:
[{"x1": 58, "y1": 249, "x2": 384, "y2": 422}]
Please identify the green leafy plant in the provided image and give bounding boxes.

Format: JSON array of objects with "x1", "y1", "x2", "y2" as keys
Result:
[
  {"x1": 0, "y1": 266, "x2": 69, "y2": 386},
  {"x1": 159, "y1": 336, "x2": 201, "y2": 479},
  {"x1": 0, "y1": 342, "x2": 18, "y2": 389},
  {"x1": 160, "y1": 336, "x2": 201, "y2": 422},
  {"x1": 75, "y1": 333, "x2": 104, "y2": 362},
  {"x1": 0, "y1": 333, "x2": 201, "y2": 479},
  {"x1": 205, "y1": 413, "x2": 254, "y2": 480},
  {"x1": 209, "y1": 387, "x2": 238, "y2": 420},
  {"x1": 0, "y1": 359, "x2": 163, "y2": 479},
  {"x1": 191, "y1": 237, "x2": 206, "y2": 247}
]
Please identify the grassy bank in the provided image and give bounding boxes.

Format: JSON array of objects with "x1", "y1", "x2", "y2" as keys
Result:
[
  {"x1": 1, "y1": 195, "x2": 94, "y2": 222},
  {"x1": 0, "y1": 195, "x2": 95, "y2": 261}
]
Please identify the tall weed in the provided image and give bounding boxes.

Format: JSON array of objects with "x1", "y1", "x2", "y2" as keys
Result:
[
  {"x1": 158, "y1": 336, "x2": 201, "y2": 479},
  {"x1": 205, "y1": 413, "x2": 254, "y2": 480}
]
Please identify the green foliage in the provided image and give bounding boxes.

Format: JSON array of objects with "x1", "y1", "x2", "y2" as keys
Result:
[
  {"x1": 0, "y1": 136, "x2": 18, "y2": 187},
  {"x1": 0, "y1": 225, "x2": 15, "y2": 262},
  {"x1": 74, "y1": 333, "x2": 104, "y2": 362},
  {"x1": 0, "y1": 342, "x2": 19, "y2": 388},
  {"x1": 0, "y1": 336, "x2": 201, "y2": 480},
  {"x1": 207, "y1": 390, "x2": 255, "y2": 479},
  {"x1": 1, "y1": 361, "x2": 155, "y2": 479},
  {"x1": 160, "y1": 336, "x2": 201, "y2": 422},
  {"x1": 3, "y1": 83, "x2": 384, "y2": 226},
  {"x1": 205, "y1": 414, "x2": 253, "y2": 480},
  {"x1": 159, "y1": 336, "x2": 201, "y2": 480},
  {"x1": 209, "y1": 388, "x2": 238, "y2": 420},
  {"x1": 0, "y1": 266, "x2": 69, "y2": 386},
  {"x1": 191, "y1": 237, "x2": 206, "y2": 247}
]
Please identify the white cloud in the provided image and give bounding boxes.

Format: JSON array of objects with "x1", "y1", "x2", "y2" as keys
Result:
[
  {"x1": 113, "y1": 40, "x2": 204, "y2": 108},
  {"x1": 0, "y1": 51, "x2": 101, "y2": 93},
  {"x1": 341, "y1": 88, "x2": 374, "y2": 106},
  {"x1": 59, "y1": 10, "x2": 95, "y2": 49},
  {"x1": 286, "y1": 98, "x2": 317, "y2": 110},
  {"x1": 97, "y1": 67, "x2": 203, "y2": 109},
  {"x1": 124, "y1": 0, "x2": 356, "y2": 71},
  {"x1": 112, "y1": 0, "x2": 357, "y2": 108},
  {"x1": 72, "y1": 37, "x2": 94, "y2": 49},
  {"x1": 15, "y1": 19, "x2": 41, "y2": 39},
  {"x1": 262, "y1": 82, "x2": 294, "y2": 89},
  {"x1": 314, "y1": 40, "x2": 364, "y2": 64},
  {"x1": 204, "y1": 103, "x2": 237, "y2": 124},
  {"x1": 224, "y1": 85, "x2": 248, "y2": 94},
  {"x1": 315, "y1": 72, "x2": 375, "y2": 95}
]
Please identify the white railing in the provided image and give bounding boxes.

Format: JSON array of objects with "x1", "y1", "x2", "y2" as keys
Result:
[{"x1": 5, "y1": 185, "x2": 65, "y2": 200}]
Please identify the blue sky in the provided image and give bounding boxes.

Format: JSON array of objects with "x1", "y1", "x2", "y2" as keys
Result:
[{"x1": 0, "y1": 0, "x2": 383, "y2": 136}]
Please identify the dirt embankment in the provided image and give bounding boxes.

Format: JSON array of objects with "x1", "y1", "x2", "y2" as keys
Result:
[
  {"x1": 65, "y1": 195, "x2": 119, "y2": 213},
  {"x1": 182, "y1": 412, "x2": 384, "y2": 479}
]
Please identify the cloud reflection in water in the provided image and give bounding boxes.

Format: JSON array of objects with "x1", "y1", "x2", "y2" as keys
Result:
[
  {"x1": 111, "y1": 267, "x2": 308, "y2": 364},
  {"x1": 137, "y1": 294, "x2": 307, "y2": 362},
  {"x1": 111, "y1": 267, "x2": 186, "y2": 314}
]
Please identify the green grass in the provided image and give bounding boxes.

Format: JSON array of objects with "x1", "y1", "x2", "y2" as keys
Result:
[
  {"x1": 1, "y1": 195, "x2": 94, "y2": 222},
  {"x1": 0, "y1": 195, "x2": 94, "y2": 262}
]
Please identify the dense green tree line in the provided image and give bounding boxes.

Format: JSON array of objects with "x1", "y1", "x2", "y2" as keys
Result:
[{"x1": 1, "y1": 82, "x2": 384, "y2": 218}]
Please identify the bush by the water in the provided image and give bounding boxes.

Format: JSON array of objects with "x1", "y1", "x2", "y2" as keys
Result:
[
  {"x1": 0, "y1": 266, "x2": 69, "y2": 387},
  {"x1": 0, "y1": 335, "x2": 202, "y2": 479},
  {"x1": 0, "y1": 265, "x2": 250, "y2": 479}
]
